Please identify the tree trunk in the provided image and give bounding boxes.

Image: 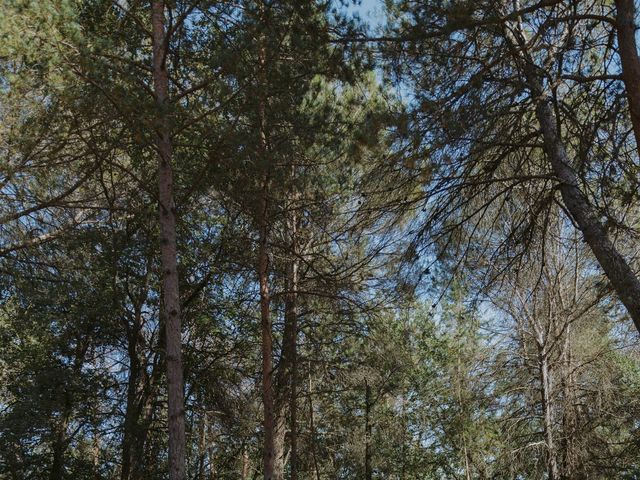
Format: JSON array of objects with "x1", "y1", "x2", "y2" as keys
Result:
[
  {"x1": 286, "y1": 254, "x2": 298, "y2": 480},
  {"x1": 560, "y1": 323, "x2": 576, "y2": 480},
  {"x1": 50, "y1": 415, "x2": 69, "y2": 480},
  {"x1": 278, "y1": 200, "x2": 299, "y2": 480},
  {"x1": 505, "y1": 9, "x2": 640, "y2": 334},
  {"x1": 537, "y1": 341, "x2": 559, "y2": 480},
  {"x1": 364, "y1": 380, "x2": 372, "y2": 480},
  {"x1": 615, "y1": 0, "x2": 640, "y2": 158},
  {"x1": 534, "y1": 97, "x2": 640, "y2": 333},
  {"x1": 131, "y1": 356, "x2": 161, "y2": 480},
  {"x1": 241, "y1": 446, "x2": 251, "y2": 480},
  {"x1": 255, "y1": 1, "x2": 282, "y2": 477},
  {"x1": 196, "y1": 413, "x2": 207, "y2": 480},
  {"x1": 121, "y1": 329, "x2": 141, "y2": 480},
  {"x1": 151, "y1": 2, "x2": 186, "y2": 479},
  {"x1": 308, "y1": 367, "x2": 321, "y2": 480},
  {"x1": 258, "y1": 185, "x2": 278, "y2": 480}
]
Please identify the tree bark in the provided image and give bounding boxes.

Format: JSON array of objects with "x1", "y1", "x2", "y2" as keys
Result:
[
  {"x1": 255, "y1": 2, "x2": 282, "y2": 477},
  {"x1": 504, "y1": 5, "x2": 640, "y2": 334},
  {"x1": 534, "y1": 97, "x2": 640, "y2": 333},
  {"x1": 615, "y1": 0, "x2": 640, "y2": 158},
  {"x1": 151, "y1": 2, "x2": 186, "y2": 479}
]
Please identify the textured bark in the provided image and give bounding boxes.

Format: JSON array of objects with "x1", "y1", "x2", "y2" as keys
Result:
[
  {"x1": 534, "y1": 98, "x2": 640, "y2": 333},
  {"x1": 615, "y1": 0, "x2": 640, "y2": 158},
  {"x1": 151, "y1": 2, "x2": 186, "y2": 479},
  {"x1": 503, "y1": 7, "x2": 640, "y2": 334}
]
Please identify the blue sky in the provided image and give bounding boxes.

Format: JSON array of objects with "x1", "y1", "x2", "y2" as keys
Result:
[{"x1": 346, "y1": 0, "x2": 385, "y2": 28}]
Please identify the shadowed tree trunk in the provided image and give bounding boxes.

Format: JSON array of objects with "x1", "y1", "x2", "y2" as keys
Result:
[
  {"x1": 50, "y1": 413, "x2": 70, "y2": 480},
  {"x1": 256, "y1": 16, "x2": 279, "y2": 480},
  {"x1": 151, "y1": 2, "x2": 186, "y2": 479}
]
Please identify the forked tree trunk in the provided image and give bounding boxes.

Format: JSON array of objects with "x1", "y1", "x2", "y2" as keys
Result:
[
  {"x1": 615, "y1": 0, "x2": 640, "y2": 158},
  {"x1": 151, "y1": 2, "x2": 186, "y2": 479}
]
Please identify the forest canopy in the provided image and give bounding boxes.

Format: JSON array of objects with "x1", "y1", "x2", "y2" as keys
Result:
[{"x1": 1, "y1": 0, "x2": 640, "y2": 479}]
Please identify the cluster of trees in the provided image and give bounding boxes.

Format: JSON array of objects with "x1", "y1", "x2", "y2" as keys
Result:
[{"x1": 1, "y1": 0, "x2": 640, "y2": 478}]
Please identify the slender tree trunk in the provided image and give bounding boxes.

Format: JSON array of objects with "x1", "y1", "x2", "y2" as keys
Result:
[
  {"x1": 207, "y1": 419, "x2": 217, "y2": 480},
  {"x1": 364, "y1": 380, "x2": 372, "y2": 480},
  {"x1": 308, "y1": 367, "x2": 321, "y2": 480},
  {"x1": 255, "y1": 2, "x2": 281, "y2": 477},
  {"x1": 92, "y1": 428, "x2": 100, "y2": 474},
  {"x1": 280, "y1": 200, "x2": 299, "y2": 480},
  {"x1": 151, "y1": 2, "x2": 186, "y2": 479},
  {"x1": 121, "y1": 330, "x2": 141, "y2": 480},
  {"x1": 196, "y1": 413, "x2": 207, "y2": 479},
  {"x1": 241, "y1": 446, "x2": 251, "y2": 480},
  {"x1": 536, "y1": 341, "x2": 558, "y2": 480},
  {"x1": 256, "y1": 54, "x2": 280, "y2": 480},
  {"x1": 50, "y1": 415, "x2": 70, "y2": 480},
  {"x1": 131, "y1": 357, "x2": 161, "y2": 480},
  {"x1": 456, "y1": 356, "x2": 472, "y2": 480},
  {"x1": 560, "y1": 323, "x2": 576, "y2": 480},
  {"x1": 615, "y1": 0, "x2": 640, "y2": 158}
]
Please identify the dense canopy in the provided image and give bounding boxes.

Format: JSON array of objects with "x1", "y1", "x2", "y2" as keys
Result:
[{"x1": 1, "y1": 1, "x2": 640, "y2": 479}]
